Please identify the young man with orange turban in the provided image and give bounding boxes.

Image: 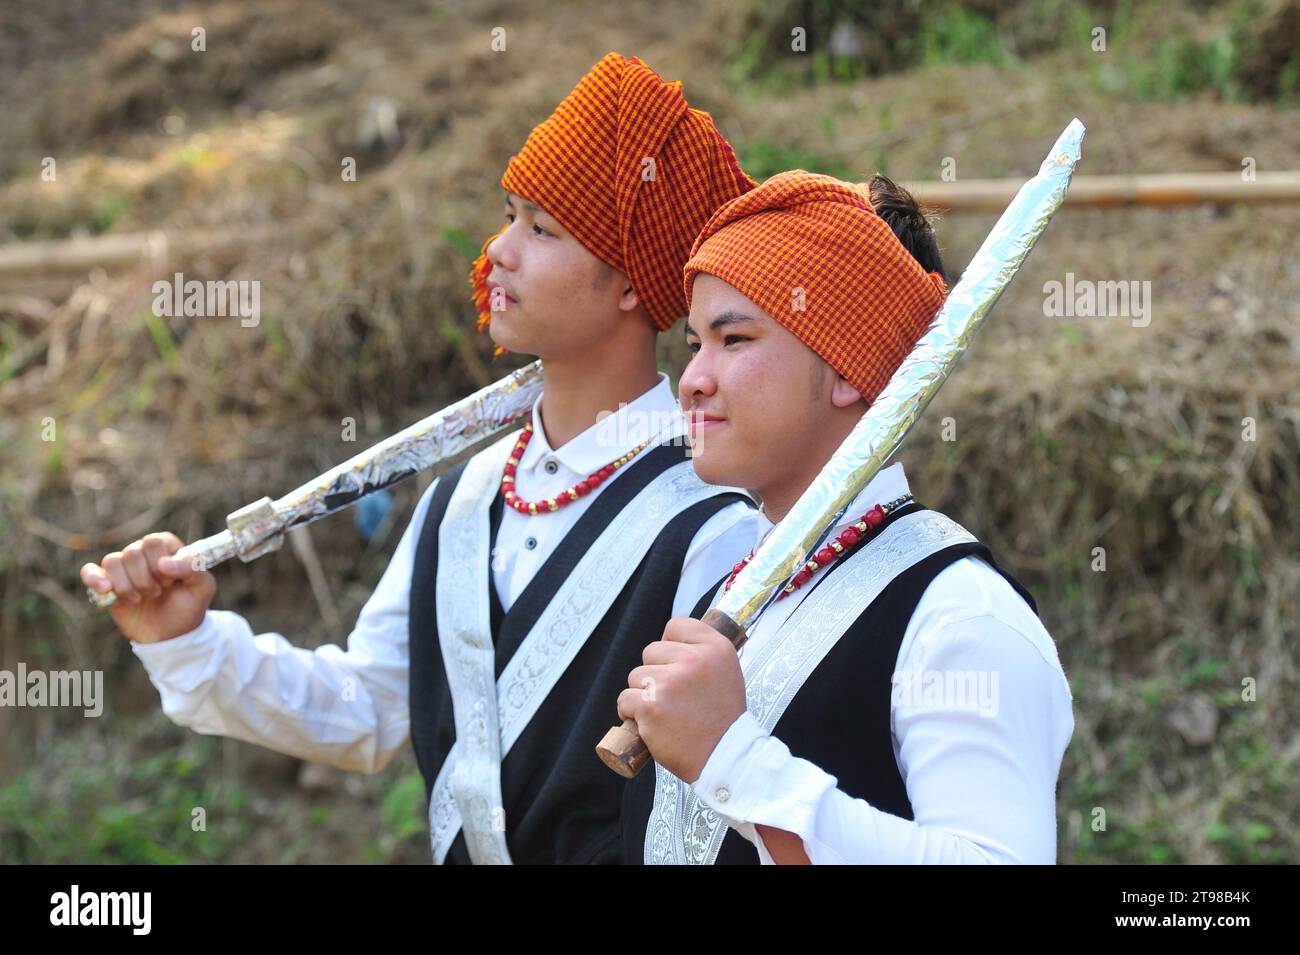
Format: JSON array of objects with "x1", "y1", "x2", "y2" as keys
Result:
[
  {"x1": 85, "y1": 53, "x2": 764, "y2": 864},
  {"x1": 619, "y1": 171, "x2": 1075, "y2": 864}
]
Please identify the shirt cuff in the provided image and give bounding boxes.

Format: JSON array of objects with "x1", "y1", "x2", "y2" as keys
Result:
[
  {"x1": 691, "y1": 709, "x2": 839, "y2": 860},
  {"x1": 130, "y1": 610, "x2": 223, "y2": 690},
  {"x1": 691, "y1": 710, "x2": 766, "y2": 845}
]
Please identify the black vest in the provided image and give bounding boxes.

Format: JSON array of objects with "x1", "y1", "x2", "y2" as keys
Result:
[
  {"x1": 621, "y1": 502, "x2": 1039, "y2": 864},
  {"x1": 408, "y1": 442, "x2": 749, "y2": 864}
]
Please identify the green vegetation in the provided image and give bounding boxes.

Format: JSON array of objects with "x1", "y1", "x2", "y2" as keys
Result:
[{"x1": 0, "y1": 715, "x2": 429, "y2": 864}]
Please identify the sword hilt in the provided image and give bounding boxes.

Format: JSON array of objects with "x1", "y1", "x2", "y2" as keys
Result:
[
  {"x1": 85, "y1": 499, "x2": 279, "y2": 609},
  {"x1": 595, "y1": 608, "x2": 748, "y2": 778}
]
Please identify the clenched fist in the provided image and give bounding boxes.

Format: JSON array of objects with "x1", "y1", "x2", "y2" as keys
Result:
[
  {"x1": 617, "y1": 616, "x2": 747, "y2": 784},
  {"x1": 80, "y1": 532, "x2": 216, "y2": 643}
]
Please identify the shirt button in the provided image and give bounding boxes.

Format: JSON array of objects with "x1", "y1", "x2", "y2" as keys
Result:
[
  {"x1": 714, "y1": 786, "x2": 731, "y2": 803},
  {"x1": 544, "y1": 460, "x2": 558, "y2": 475},
  {"x1": 525, "y1": 537, "x2": 538, "y2": 550}
]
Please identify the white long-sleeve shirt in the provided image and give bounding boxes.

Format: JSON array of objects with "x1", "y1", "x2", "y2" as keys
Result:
[
  {"x1": 687, "y1": 462, "x2": 1076, "y2": 864},
  {"x1": 132, "y1": 374, "x2": 766, "y2": 773}
]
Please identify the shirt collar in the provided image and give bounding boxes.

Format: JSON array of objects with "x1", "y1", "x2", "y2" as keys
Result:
[
  {"x1": 757, "y1": 461, "x2": 911, "y2": 542},
  {"x1": 521, "y1": 372, "x2": 683, "y2": 476},
  {"x1": 828, "y1": 461, "x2": 911, "y2": 532}
]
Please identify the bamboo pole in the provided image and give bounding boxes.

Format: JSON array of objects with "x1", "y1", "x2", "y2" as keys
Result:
[
  {"x1": 0, "y1": 173, "x2": 1294, "y2": 278},
  {"x1": 909, "y1": 171, "x2": 1300, "y2": 211},
  {"x1": 0, "y1": 229, "x2": 252, "y2": 276}
]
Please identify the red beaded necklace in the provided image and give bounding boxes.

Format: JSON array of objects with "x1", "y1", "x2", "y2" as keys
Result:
[
  {"x1": 725, "y1": 493, "x2": 914, "y2": 600},
  {"x1": 501, "y1": 421, "x2": 653, "y2": 515}
]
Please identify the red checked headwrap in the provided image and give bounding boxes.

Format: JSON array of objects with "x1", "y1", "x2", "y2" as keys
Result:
[
  {"x1": 469, "y1": 52, "x2": 756, "y2": 335},
  {"x1": 683, "y1": 170, "x2": 949, "y2": 405}
]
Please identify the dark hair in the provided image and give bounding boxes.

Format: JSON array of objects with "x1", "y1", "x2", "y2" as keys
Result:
[{"x1": 868, "y1": 174, "x2": 947, "y2": 286}]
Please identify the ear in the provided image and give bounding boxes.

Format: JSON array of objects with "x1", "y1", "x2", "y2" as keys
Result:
[
  {"x1": 830, "y1": 374, "x2": 865, "y2": 409},
  {"x1": 618, "y1": 279, "x2": 639, "y2": 314}
]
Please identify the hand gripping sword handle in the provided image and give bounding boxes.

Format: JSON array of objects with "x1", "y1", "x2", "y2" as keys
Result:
[
  {"x1": 86, "y1": 498, "x2": 277, "y2": 608},
  {"x1": 594, "y1": 608, "x2": 748, "y2": 779}
]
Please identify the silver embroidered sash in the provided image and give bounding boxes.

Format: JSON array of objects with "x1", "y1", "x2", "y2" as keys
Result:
[
  {"x1": 433, "y1": 432, "x2": 516, "y2": 864},
  {"x1": 644, "y1": 509, "x2": 977, "y2": 865},
  {"x1": 432, "y1": 440, "x2": 728, "y2": 864}
]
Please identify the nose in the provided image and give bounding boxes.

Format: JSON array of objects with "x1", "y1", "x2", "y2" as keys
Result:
[
  {"x1": 678, "y1": 346, "x2": 717, "y2": 410},
  {"x1": 485, "y1": 221, "x2": 519, "y2": 273}
]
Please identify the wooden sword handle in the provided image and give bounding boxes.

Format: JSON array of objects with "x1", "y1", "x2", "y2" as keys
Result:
[{"x1": 595, "y1": 608, "x2": 749, "y2": 778}]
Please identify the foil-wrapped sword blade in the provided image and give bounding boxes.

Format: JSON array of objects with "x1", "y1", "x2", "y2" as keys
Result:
[
  {"x1": 88, "y1": 359, "x2": 544, "y2": 608},
  {"x1": 719, "y1": 118, "x2": 1086, "y2": 627}
]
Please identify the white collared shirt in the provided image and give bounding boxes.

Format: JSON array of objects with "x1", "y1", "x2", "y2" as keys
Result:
[
  {"x1": 687, "y1": 462, "x2": 1076, "y2": 864},
  {"x1": 132, "y1": 374, "x2": 766, "y2": 773}
]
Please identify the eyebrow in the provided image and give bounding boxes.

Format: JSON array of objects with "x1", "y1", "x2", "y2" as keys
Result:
[
  {"x1": 504, "y1": 193, "x2": 542, "y2": 214},
  {"x1": 684, "y1": 310, "x2": 759, "y2": 337}
]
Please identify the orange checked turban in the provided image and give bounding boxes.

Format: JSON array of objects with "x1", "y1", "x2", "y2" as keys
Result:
[
  {"x1": 470, "y1": 52, "x2": 756, "y2": 333},
  {"x1": 683, "y1": 170, "x2": 949, "y2": 405}
]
